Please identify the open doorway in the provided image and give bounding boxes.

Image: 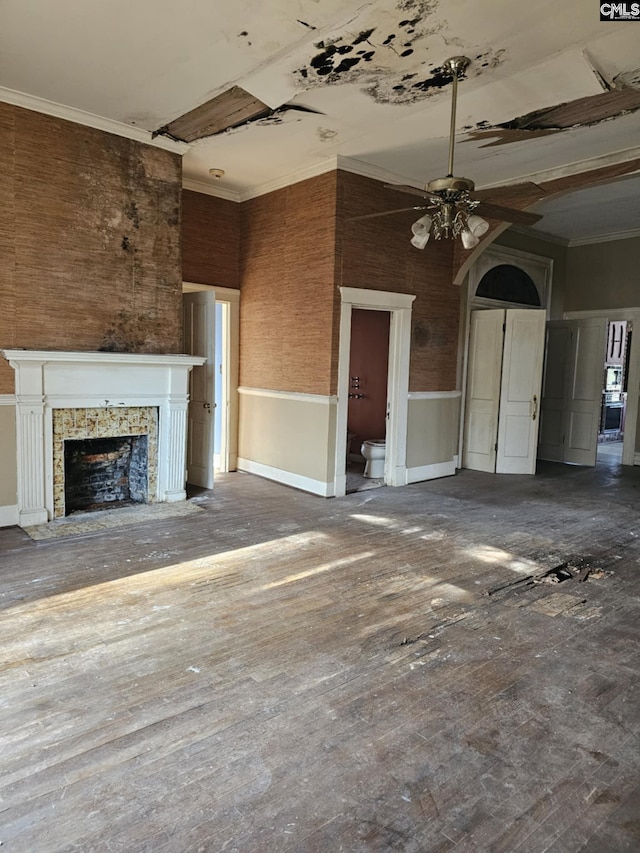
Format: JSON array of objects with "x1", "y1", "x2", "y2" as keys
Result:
[
  {"x1": 345, "y1": 308, "x2": 390, "y2": 493},
  {"x1": 552, "y1": 309, "x2": 639, "y2": 469},
  {"x1": 182, "y1": 283, "x2": 240, "y2": 489},
  {"x1": 334, "y1": 287, "x2": 415, "y2": 497},
  {"x1": 597, "y1": 320, "x2": 632, "y2": 465}
]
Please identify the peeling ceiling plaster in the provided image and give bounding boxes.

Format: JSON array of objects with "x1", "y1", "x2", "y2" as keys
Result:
[{"x1": 1, "y1": 0, "x2": 640, "y2": 239}]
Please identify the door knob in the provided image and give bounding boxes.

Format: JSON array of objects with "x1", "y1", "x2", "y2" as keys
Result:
[
  {"x1": 203, "y1": 401, "x2": 211, "y2": 412},
  {"x1": 531, "y1": 395, "x2": 538, "y2": 421}
]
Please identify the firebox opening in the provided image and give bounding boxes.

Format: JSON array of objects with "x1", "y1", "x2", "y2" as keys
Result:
[{"x1": 64, "y1": 435, "x2": 149, "y2": 515}]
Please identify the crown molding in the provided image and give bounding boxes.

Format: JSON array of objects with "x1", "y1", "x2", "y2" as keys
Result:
[
  {"x1": 236, "y1": 157, "x2": 340, "y2": 201},
  {"x1": 477, "y1": 146, "x2": 640, "y2": 192},
  {"x1": 506, "y1": 223, "x2": 640, "y2": 248},
  {"x1": 182, "y1": 177, "x2": 242, "y2": 202},
  {"x1": 335, "y1": 155, "x2": 418, "y2": 188},
  {"x1": 183, "y1": 158, "x2": 344, "y2": 203},
  {"x1": 567, "y1": 227, "x2": 640, "y2": 247},
  {"x1": 508, "y1": 225, "x2": 570, "y2": 247},
  {"x1": 0, "y1": 86, "x2": 189, "y2": 154},
  {"x1": 184, "y1": 157, "x2": 350, "y2": 203},
  {"x1": 182, "y1": 155, "x2": 422, "y2": 203}
]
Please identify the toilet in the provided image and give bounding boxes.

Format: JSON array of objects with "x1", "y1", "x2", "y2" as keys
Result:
[{"x1": 361, "y1": 439, "x2": 386, "y2": 479}]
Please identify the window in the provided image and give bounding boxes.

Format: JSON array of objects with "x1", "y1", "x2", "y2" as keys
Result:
[{"x1": 476, "y1": 264, "x2": 541, "y2": 306}]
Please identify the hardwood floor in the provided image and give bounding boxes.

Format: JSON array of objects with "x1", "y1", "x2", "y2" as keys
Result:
[{"x1": 1, "y1": 460, "x2": 639, "y2": 852}]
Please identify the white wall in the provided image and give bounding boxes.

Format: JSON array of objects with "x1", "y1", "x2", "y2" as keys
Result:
[
  {"x1": 237, "y1": 388, "x2": 337, "y2": 496},
  {"x1": 406, "y1": 394, "x2": 459, "y2": 483}
]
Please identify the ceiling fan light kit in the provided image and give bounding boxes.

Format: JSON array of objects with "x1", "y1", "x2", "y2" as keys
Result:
[{"x1": 408, "y1": 55, "x2": 491, "y2": 251}]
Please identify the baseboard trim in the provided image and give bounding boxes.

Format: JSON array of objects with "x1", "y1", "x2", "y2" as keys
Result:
[
  {"x1": 407, "y1": 460, "x2": 456, "y2": 484},
  {"x1": 634, "y1": 452, "x2": 640, "y2": 466},
  {"x1": 0, "y1": 504, "x2": 18, "y2": 527},
  {"x1": 237, "y1": 458, "x2": 334, "y2": 497}
]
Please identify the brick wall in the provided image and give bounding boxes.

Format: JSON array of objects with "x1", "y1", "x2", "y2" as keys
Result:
[
  {"x1": 238, "y1": 172, "x2": 338, "y2": 395},
  {"x1": 336, "y1": 171, "x2": 459, "y2": 393},
  {"x1": 0, "y1": 103, "x2": 183, "y2": 394},
  {"x1": 182, "y1": 190, "x2": 240, "y2": 288}
]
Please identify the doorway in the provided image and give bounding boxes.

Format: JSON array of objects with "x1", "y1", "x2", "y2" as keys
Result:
[
  {"x1": 597, "y1": 320, "x2": 632, "y2": 465},
  {"x1": 334, "y1": 287, "x2": 415, "y2": 497},
  {"x1": 461, "y1": 244, "x2": 552, "y2": 474},
  {"x1": 463, "y1": 308, "x2": 546, "y2": 473},
  {"x1": 182, "y1": 283, "x2": 240, "y2": 489},
  {"x1": 346, "y1": 309, "x2": 390, "y2": 493},
  {"x1": 541, "y1": 310, "x2": 639, "y2": 468}
]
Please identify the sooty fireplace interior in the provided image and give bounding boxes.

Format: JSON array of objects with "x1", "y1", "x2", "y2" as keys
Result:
[{"x1": 64, "y1": 435, "x2": 149, "y2": 514}]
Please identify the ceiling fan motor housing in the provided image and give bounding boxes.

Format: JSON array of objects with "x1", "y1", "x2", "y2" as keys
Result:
[
  {"x1": 442, "y1": 56, "x2": 471, "y2": 78},
  {"x1": 426, "y1": 175, "x2": 475, "y2": 196}
]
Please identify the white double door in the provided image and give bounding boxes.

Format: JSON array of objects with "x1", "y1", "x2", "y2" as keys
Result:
[{"x1": 463, "y1": 308, "x2": 546, "y2": 474}]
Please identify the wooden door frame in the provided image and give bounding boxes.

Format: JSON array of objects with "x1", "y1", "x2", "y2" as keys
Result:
[
  {"x1": 565, "y1": 308, "x2": 640, "y2": 467},
  {"x1": 334, "y1": 287, "x2": 415, "y2": 497},
  {"x1": 183, "y1": 282, "x2": 240, "y2": 473}
]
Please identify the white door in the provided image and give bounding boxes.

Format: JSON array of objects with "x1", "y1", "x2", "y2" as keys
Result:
[
  {"x1": 538, "y1": 319, "x2": 607, "y2": 466},
  {"x1": 183, "y1": 292, "x2": 216, "y2": 488},
  {"x1": 496, "y1": 309, "x2": 546, "y2": 474},
  {"x1": 463, "y1": 309, "x2": 505, "y2": 472},
  {"x1": 538, "y1": 322, "x2": 572, "y2": 462},
  {"x1": 564, "y1": 318, "x2": 607, "y2": 465}
]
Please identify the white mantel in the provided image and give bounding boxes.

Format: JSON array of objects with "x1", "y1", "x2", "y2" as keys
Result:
[{"x1": 2, "y1": 349, "x2": 205, "y2": 527}]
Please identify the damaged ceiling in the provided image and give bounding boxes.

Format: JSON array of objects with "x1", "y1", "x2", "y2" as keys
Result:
[{"x1": 1, "y1": 0, "x2": 640, "y2": 239}]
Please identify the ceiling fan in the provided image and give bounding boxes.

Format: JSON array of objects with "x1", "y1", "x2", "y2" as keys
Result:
[{"x1": 356, "y1": 56, "x2": 543, "y2": 249}]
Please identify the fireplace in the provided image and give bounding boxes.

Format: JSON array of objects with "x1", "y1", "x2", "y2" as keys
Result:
[
  {"x1": 64, "y1": 434, "x2": 149, "y2": 514},
  {"x1": 52, "y1": 405, "x2": 158, "y2": 518},
  {"x1": 2, "y1": 349, "x2": 205, "y2": 527}
]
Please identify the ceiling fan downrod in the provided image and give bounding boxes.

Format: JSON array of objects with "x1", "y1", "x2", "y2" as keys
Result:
[
  {"x1": 426, "y1": 56, "x2": 475, "y2": 197},
  {"x1": 444, "y1": 56, "x2": 470, "y2": 179}
]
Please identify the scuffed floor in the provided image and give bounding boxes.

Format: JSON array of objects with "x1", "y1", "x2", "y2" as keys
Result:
[{"x1": 0, "y1": 459, "x2": 639, "y2": 851}]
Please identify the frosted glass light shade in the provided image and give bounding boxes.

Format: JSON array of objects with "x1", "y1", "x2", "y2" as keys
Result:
[
  {"x1": 461, "y1": 228, "x2": 479, "y2": 250},
  {"x1": 467, "y1": 214, "x2": 489, "y2": 237},
  {"x1": 410, "y1": 231, "x2": 430, "y2": 249},
  {"x1": 411, "y1": 214, "x2": 432, "y2": 237}
]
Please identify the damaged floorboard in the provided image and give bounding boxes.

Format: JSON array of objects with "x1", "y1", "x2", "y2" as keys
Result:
[{"x1": 0, "y1": 459, "x2": 639, "y2": 851}]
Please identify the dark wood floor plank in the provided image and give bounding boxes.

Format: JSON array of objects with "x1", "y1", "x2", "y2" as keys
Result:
[{"x1": 1, "y1": 461, "x2": 639, "y2": 851}]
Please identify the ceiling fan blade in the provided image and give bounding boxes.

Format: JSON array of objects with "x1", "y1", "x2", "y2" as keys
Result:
[
  {"x1": 383, "y1": 183, "x2": 435, "y2": 200},
  {"x1": 474, "y1": 201, "x2": 543, "y2": 225},
  {"x1": 348, "y1": 205, "x2": 428, "y2": 222},
  {"x1": 473, "y1": 181, "x2": 544, "y2": 199}
]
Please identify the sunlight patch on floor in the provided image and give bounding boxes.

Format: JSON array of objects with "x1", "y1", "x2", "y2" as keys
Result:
[
  {"x1": 260, "y1": 551, "x2": 376, "y2": 590},
  {"x1": 464, "y1": 544, "x2": 540, "y2": 574}
]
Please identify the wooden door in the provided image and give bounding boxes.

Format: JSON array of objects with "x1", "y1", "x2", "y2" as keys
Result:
[
  {"x1": 183, "y1": 292, "x2": 216, "y2": 488},
  {"x1": 538, "y1": 322, "x2": 573, "y2": 463},
  {"x1": 496, "y1": 309, "x2": 546, "y2": 474},
  {"x1": 538, "y1": 319, "x2": 607, "y2": 466},
  {"x1": 463, "y1": 309, "x2": 504, "y2": 472},
  {"x1": 563, "y1": 318, "x2": 607, "y2": 466}
]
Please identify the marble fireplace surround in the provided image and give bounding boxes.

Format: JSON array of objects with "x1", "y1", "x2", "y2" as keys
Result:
[{"x1": 2, "y1": 350, "x2": 205, "y2": 528}]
